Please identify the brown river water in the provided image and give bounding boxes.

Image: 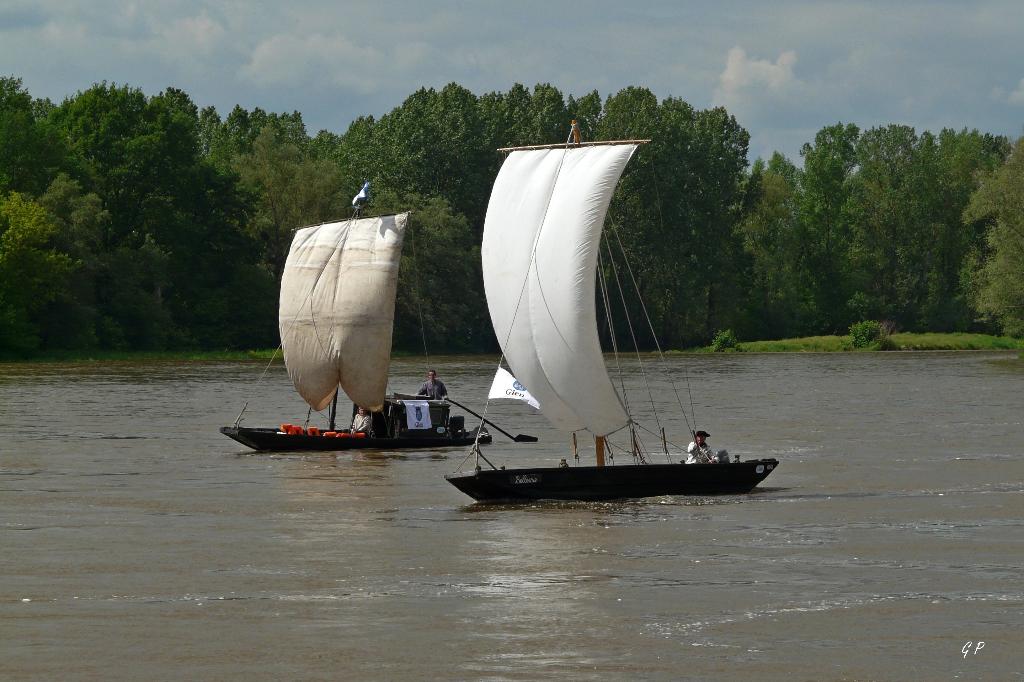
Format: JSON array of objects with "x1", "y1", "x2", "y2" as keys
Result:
[{"x1": 2, "y1": 352, "x2": 1022, "y2": 680}]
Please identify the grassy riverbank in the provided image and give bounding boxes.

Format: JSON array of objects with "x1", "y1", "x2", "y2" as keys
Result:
[
  {"x1": 0, "y1": 349, "x2": 283, "y2": 363},
  {"x1": 735, "y1": 332, "x2": 1023, "y2": 353},
  {"x1": 0, "y1": 346, "x2": 439, "y2": 363},
  {"x1": 3, "y1": 333, "x2": 1021, "y2": 364}
]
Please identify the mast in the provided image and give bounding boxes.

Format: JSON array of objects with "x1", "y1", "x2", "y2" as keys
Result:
[{"x1": 328, "y1": 388, "x2": 339, "y2": 432}]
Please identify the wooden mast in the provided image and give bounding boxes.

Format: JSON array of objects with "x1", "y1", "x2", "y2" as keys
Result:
[
  {"x1": 595, "y1": 436, "x2": 606, "y2": 467},
  {"x1": 328, "y1": 388, "x2": 339, "y2": 432}
]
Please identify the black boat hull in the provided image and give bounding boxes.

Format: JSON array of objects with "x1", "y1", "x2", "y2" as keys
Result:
[
  {"x1": 445, "y1": 459, "x2": 779, "y2": 502},
  {"x1": 221, "y1": 426, "x2": 491, "y2": 452}
]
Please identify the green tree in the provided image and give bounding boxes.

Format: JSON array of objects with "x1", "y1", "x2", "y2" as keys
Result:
[
  {"x1": 796, "y1": 122, "x2": 860, "y2": 333},
  {"x1": 235, "y1": 125, "x2": 348, "y2": 280},
  {"x1": 846, "y1": 126, "x2": 1009, "y2": 331},
  {"x1": 0, "y1": 192, "x2": 74, "y2": 355},
  {"x1": 367, "y1": 84, "x2": 492, "y2": 227},
  {"x1": 199, "y1": 104, "x2": 309, "y2": 169},
  {"x1": 49, "y1": 84, "x2": 274, "y2": 349},
  {"x1": 599, "y1": 88, "x2": 750, "y2": 347},
  {"x1": 370, "y1": 192, "x2": 487, "y2": 352},
  {"x1": 923, "y1": 128, "x2": 1010, "y2": 329},
  {"x1": 0, "y1": 76, "x2": 68, "y2": 195},
  {"x1": 735, "y1": 152, "x2": 802, "y2": 339},
  {"x1": 36, "y1": 173, "x2": 109, "y2": 348},
  {"x1": 964, "y1": 137, "x2": 1024, "y2": 336},
  {"x1": 846, "y1": 125, "x2": 928, "y2": 324}
]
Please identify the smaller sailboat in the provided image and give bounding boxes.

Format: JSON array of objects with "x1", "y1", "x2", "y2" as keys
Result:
[
  {"x1": 446, "y1": 132, "x2": 777, "y2": 501},
  {"x1": 221, "y1": 200, "x2": 490, "y2": 452}
]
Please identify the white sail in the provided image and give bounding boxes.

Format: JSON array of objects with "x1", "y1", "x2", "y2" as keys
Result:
[
  {"x1": 482, "y1": 145, "x2": 637, "y2": 436},
  {"x1": 279, "y1": 213, "x2": 408, "y2": 412}
]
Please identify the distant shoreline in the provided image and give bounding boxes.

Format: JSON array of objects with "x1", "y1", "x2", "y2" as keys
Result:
[
  {"x1": 2, "y1": 333, "x2": 1021, "y2": 364},
  {"x1": 728, "y1": 332, "x2": 1023, "y2": 353}
]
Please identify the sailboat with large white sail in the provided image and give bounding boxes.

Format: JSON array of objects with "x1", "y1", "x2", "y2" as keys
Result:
[
  {"x1": 221, "y1": 207, "x2": 490, "y2": 452},
  {"x1": 446, "y1": 132, "x2": 778, "y2": 500}
]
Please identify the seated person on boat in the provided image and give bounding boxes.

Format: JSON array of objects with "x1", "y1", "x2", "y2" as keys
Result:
[
  {"x1": 351, "y1": 406, "x2": 372, "y2": 435},
  {"x1": 417, "y1": 369, "x2": 448, "y2": 400},
  {"x1": 685, "y1": 430, "x2": 730, "y2": 464}
]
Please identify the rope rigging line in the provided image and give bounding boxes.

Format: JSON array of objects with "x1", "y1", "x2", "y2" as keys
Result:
[
  {"x1": 597, "y1": 247, "x2": 630, "y2": 418},
  {"x1": 643, "y1": 164, "x2": 700, "y2": 430},
  {"x1": 598, "y1": 245, "x2": 650, "y2": 464},
  {"x1": 602, "y1": 228, "x2": 663, "y2": 437},
  {"x1": 607, "y1": 223, "x2": 697, "y2": 439},
  {"x1": 633, "y1": 421, "x2": 689, "y2": 454},
  {"x1": 406, "y1": 215, "x2": 431, "y2": 364},
  {"x1": 602, "y1": 225, "x2": 673, "y2": 463}
]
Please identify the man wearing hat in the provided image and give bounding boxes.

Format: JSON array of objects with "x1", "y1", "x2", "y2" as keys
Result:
[{"x1": 685, "y1": 429, "x2": 730, "y2": 464}]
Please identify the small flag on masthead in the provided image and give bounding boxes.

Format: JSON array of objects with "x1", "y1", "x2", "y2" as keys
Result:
[{"x1": 352, "y1": 181, "x2": 371, "y2": 207}]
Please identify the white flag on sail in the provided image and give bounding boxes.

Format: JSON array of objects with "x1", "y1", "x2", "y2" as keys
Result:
[{"x1": 488, "y1": 367, "x2": 540, "y2": 409}]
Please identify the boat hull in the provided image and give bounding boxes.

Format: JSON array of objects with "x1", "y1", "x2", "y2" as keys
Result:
[
  {"x1": 221, "y1": 426, "x2": 491, "y2": 452},
  {"x1": 445, "y1": 459, "x2": 779, "y2": 502}
]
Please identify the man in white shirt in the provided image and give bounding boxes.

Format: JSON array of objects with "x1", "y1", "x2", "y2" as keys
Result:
[
  {"x1": 351, "y1": 406, "x2": 372, "y2": 435},
  {"x1": 685, "y1": 430, "x2": 729, "y2": 464}
]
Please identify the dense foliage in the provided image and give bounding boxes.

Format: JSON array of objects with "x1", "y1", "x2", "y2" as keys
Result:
[{"x1": 1, "y1": 75, "x2": 1021, "y2": 358}]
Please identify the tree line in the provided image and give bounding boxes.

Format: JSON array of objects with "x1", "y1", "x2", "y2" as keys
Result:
[{"x1": 1, "y1": 76, "x2": 1021, "y2": 358}]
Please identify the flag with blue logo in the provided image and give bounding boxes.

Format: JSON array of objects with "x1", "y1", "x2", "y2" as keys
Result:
[
  {"x1": 488, "y1": 367, "x2": 540, "y2": 409},
  {"x1": 404, "y1": 400, "x2": 432, "y2": 430},
  {"x1": 352, "y1": 181, "x2": 370, "y2": 207}
]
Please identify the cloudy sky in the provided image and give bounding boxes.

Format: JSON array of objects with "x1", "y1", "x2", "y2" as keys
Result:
[{"x1": 2, "y1": 0, "x2": 1022, "y2": 162}]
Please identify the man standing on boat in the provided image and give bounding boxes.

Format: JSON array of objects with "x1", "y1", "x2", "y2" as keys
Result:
[
  {"x1": 417, "y1": 369, "x2": 448, "y2": 400},
  {"x1": 686, "y1": 430, "x2": 729, "y2": 464}
]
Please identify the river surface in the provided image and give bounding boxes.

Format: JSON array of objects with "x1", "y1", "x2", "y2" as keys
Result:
[{"x1": 2, "y1": 352, "x2": 1022, "y2": 680}]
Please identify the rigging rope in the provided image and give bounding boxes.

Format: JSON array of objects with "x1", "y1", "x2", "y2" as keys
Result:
[
  {"x1": 602, "y1": 230, "x2": 663, "y2": 439},
  {"x1": 597, "y1": 247, "x2": 630, "y2": 418},
  {"x1": 406, "y1": 216, "x2": 431, "y2": 364},
  {"x1": 601, "y1": 232, "x2": 665, "y2": 462},
  {"x1": 645, "y1": 164, "x2": 700, "y2": 430},
  {"x1": 608, "y1": 224, "x2": 697, "y2": 440}
]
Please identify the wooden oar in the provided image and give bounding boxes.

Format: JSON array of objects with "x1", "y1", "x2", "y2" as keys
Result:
[{"x1": 446, "y1": 398, "x2": 538, "y2": 443}]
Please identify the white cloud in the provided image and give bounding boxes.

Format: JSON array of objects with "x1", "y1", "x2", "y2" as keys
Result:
[
  {"x1": 1005, "y1": 78, "x2": 1024, "y2": 105},
  {"x1": 711, "y1": 47, "x2": 810, "y2": 160},
  {"x1": 161, "y1": 11, "x2": 225, "y2": 54},
  {"x1": 240, "y1": 33, "x2": 385, "y2": 93},
  {"x1": 714, "y1": 47, "x2": 799, "y2": 105},
  {"x1": 4, "y1": 2, "x2": 1024, "y2": 163}
]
